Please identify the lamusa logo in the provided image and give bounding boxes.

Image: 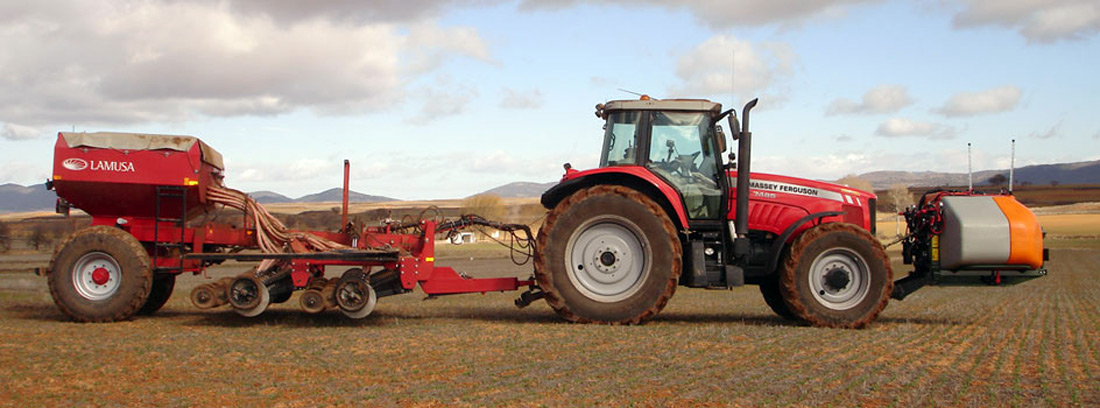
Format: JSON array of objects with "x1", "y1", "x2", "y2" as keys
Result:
[
  {"x1": 63, "y1": 158, "x2": 136, "y2": 172},
  {"x1": 90, "y1": 160, "x2": 136, "y2": 172},
  {"x1": 62, "y1": 158, "x2": 87, "y2": 171}
]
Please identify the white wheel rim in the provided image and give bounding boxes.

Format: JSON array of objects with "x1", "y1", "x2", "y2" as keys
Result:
[
  {"x1": 72, "y1": 252, "x2": 122, "y2": 301},
  {"x1": 231, "y1": 277, "x2": 270, "y2": 317},
  {"x1": 340, "y1": 285, "x2": 377, "y2": 319},
  {"x1": 808, "y1": 248, "x2": 871, "y2": 311},
  {"x1": 565, "y1": 215, "x2": 650, "y2": 303}
]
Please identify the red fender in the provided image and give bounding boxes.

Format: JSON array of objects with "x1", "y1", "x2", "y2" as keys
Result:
[{"x1": 543, "y1": 166, "x2": 690, "y2": 229}]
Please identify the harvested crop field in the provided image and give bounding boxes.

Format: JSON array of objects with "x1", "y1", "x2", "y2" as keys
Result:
[{"x1": 0, "y1": 243, "x2": 1097, "y2": 407}]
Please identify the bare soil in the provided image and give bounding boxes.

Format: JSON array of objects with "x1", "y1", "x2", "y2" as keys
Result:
[{"x1": 1, "y1": 242, "x2": 1097, "y2": 406}]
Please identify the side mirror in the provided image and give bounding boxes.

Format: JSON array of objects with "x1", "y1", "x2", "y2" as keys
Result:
[
  {"x1": 728, "y1": 112, "x2": 741, "y2": 141},
  {"x1": 715, "y1": 125, "x2": 727, "y2": 153}
]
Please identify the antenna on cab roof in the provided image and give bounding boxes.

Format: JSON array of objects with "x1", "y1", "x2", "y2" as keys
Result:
[{"x1": 616, "y1": 88, "x2": 654, "y2": 100}]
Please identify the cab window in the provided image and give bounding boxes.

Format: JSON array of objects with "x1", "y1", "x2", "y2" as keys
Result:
[{"x1": 600, "y1": 111, "x2": 642, "y2": 167}]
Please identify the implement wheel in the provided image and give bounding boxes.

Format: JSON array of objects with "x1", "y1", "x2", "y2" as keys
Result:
[
  {"x1": 229, "y1": 276, "x2": 270, "y2": 317},
  {"x1": 138, "y1": 274, "x2": 176, "y2": 315},
  {"x1": 778, "y1": 223, "x2": 892, "y2": 329},
  {"x1": 336, "y1": 268, "x2": 376, "y2": 319},
  {"x1": 48, "y1": 226, "x2": 153, "y2": 322},
  {"x1": 535, "y1": 185, "x2": 681, "y2": 324}
]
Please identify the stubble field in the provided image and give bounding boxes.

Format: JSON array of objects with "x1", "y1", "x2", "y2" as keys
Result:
[{"x1": 0, "y1": 214, "x2": 1097, "y2": 406}]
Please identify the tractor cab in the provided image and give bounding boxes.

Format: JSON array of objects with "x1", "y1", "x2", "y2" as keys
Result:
[{"x1": 595, "y1": 98, "x2": 727, "y2": 220}]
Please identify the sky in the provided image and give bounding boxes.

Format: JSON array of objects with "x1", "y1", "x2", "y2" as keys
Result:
[{"x1": 1, "y1": 0, "x2": 1097, "y2": 200}]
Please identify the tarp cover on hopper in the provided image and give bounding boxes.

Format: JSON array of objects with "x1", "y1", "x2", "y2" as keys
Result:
[{"x1": 60, "y1": 131, "x2": 225, "y2": 170}]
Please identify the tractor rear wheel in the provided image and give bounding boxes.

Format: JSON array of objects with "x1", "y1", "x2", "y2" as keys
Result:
[
  {"x1": 758, "y1": 276, "x2": 796, "y2": 320},
  {"x1": 778, "y1": 223, "x2": 892, "y2": 328},
  {"x1": 137, "y1": 274, "x2": 176, "y2": 315},
  {"x1": 536, "y1": 185, "x2": 681, "y2": 324},
  {"x1": 48, "y1": 226, "x2": 153, "y2": 322}
]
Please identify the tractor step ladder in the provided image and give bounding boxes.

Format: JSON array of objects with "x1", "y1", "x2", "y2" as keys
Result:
[{"x1": 153, "y1": 185, "x2": 187, "y2": 274}]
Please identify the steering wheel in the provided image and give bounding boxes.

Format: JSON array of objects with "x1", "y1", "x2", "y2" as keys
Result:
[{"x1": 674, "y1": 152, "x2": 701, "y2": 176}]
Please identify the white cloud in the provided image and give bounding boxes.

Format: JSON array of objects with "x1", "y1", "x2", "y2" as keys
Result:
[
  {"x1": 671, "y1": 35, "x2": 795, "y2": 98},
  {"x1": 875, "y1": 118, "x2": 956, "y2": 139},
  {"x1": 826, "y1": 84, "x2": 914, "y2": 115},
  {"x1": 0, "y1": 161, "x2": 46, "y2": 185},
  {"x1": 0, "y1": 1, "x2": 489, "y2": 127},
  {"x1": 499, "y1": 88, "x2": 544, "y2": 109},
  {"x1": 234, "y1": 158, "x2": 340, "y2": 184},
  {"x1": 1028, "y1": 121, "x2": 1061, "y2": 139},
  {"x1": 521, "y1": 0, "x2": 878, "y2": 28},
  {"x1": 935, "y1": 85, "x2": 1022, "y2": 117},
  {"x1": 224, "y1": 0, "x2": 489, "y2": 24},
  {"x1": 406, "y1": 82, "x2": 479, "y2": 123},
  {"x1": 951, "y1": 0, "x2": 1100, "y2": 43},
  {"x1": 1, "y1": 123, "x2": 40, "y2": 140}
]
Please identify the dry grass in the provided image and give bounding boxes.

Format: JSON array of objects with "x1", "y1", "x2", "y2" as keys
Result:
[
  {"x1": 879, "y1": 211, "x2": 1100, "y2": 245},
  {"x1": 1, "y1": 241, "x2": 1098, "y2": 406},
  {"x1": 261, "y1": 197, "x2": 541, "y2": 216},
  {"x1": 0, "y1": 201, "x2": 1096, "y2": 406}
]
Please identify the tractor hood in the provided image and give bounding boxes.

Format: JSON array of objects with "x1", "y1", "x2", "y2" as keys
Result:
[{"x1": 736, "y1": 171, "x2": 877, "y2": 205}]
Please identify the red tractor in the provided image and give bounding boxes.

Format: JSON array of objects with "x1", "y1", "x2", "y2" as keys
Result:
[
  {"x1": 534, "y1": 98, "x2": 890, "y2": 328},
  {"x1": 533, "y1": 97, "x2": 1046, "y2": 328}
]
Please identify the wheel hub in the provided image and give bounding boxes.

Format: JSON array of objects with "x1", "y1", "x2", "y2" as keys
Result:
[
  {"x1": 599, "y1": 251, "x2": 617, "y2": 267},
  {"x1": 91, "y1": 267, "x2": 110, "y2": 285},
  {"x1": 592, "y1": 247, "x2": 621, "y2": 274},
  {"x1": 566, "y1": 217, "x2": 650, "y2": 302},
  {"x1": 229, "y1": 278, "x2": 261, "y2": 309},
  {"x1": 822, "y1": 266, "x2": 851, "y2": 292}
]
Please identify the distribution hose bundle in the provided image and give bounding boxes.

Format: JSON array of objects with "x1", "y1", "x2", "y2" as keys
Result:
[{"x1": 206, "y1": 185, "x2": 348, "y2": 255}]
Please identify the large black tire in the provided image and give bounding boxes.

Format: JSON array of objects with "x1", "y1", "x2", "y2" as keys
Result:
[
  {"x1": 535, "y1": 185, "x2": 682, "y2": 324},
  {"x1": 48, "y1": 226, "x2": 153, "y2": 322},
  {"x1": 137, "y1": 274, "x2": 176, "y2": 315},
  {"x1": 778, "y1": 223, "x2": 892, "y2": 329},
  {"x1": 758, "y1": 276, "x2": 796, "y2": 320}
]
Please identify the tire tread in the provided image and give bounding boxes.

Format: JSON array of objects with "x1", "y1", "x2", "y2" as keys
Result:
[{"x1": 535, "y1": 185, "x2": 682, "y2": 325}]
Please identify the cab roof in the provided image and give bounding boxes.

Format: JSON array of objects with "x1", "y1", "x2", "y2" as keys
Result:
[{"x1": 601, "y1": 98, "x2": 722, "y2": 113}]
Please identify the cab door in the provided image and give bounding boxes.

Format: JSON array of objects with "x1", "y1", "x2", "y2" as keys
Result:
[{"x1": 643, "y1": 111, "x2": 724, "y2": 220}]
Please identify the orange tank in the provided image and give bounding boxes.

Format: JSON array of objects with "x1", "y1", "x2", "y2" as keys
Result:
[{"x1": 939, "y1": 195, "x2": 1044, "y2": 270}]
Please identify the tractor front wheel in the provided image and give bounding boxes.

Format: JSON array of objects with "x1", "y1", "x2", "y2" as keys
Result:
[
  {"x1": 536, "y1": 185, "x2": 681, "y2": 324},
  {"x1": 758, "y1": 276, "x2": 796, "y2": 320},
  {"x1": 778, "y1": 223, "x2": 892, "y2": 328},
  {"x1": 48, "y1": 226, "x2": 153, "y2": 322}
]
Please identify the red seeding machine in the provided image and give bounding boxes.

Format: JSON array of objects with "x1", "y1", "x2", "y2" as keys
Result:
[{"x1": 43, "y1": 98, "x2": 1048, "y2": 328}]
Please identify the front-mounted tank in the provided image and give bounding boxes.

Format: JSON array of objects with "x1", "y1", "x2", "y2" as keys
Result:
[
  {"x1": 938, "y1": 194, "x2": 1046, "y2": 280},
  {"x1": 893, "y1": 190, "x2": 1048, "y2": 299},
  {"x1": 51, "y1": 132, "x2": 225, "y2": 221}
]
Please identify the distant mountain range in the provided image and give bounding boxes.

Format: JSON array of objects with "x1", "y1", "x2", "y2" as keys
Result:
[
  {"x1": 0, "y1": 183, "x2": 56, "y2": 213},
  {"x1": 480, "y1": 160, "x2": 1100, "y2": 195},
  {"x1": 857, "y1": 159, "x2": 1100, "y2": 189},
  {"x1": 2, "y1": 160, "x2": 1097, "y2": 214},
  {"x1": 473, "y1": 181, "x2": 557, "y2": 198},
  {"x1": 0, "y1": 184, "x2": 398, "y2": 214},
  {"x1": 249, "y1": 188, "x2": 397, "y2": 204}
]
